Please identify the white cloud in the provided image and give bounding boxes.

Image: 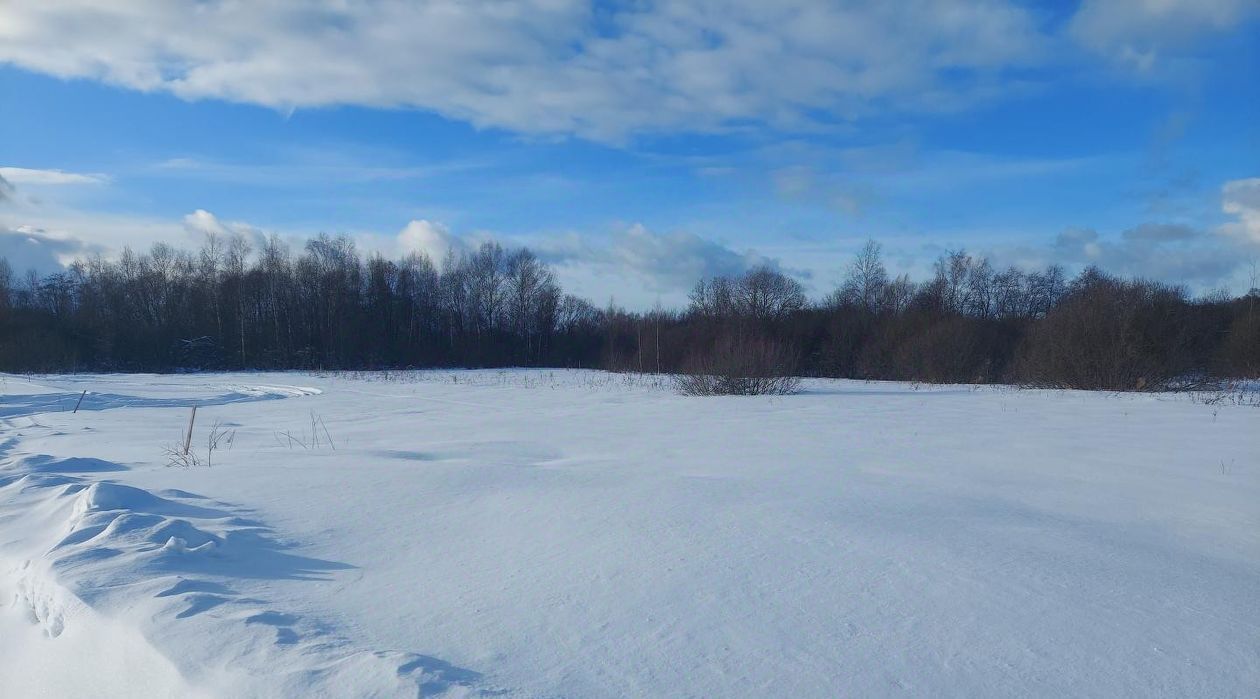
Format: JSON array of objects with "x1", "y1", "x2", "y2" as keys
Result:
[
  {"x1": 761, "y1": 146, "x2": 1098, "y2": 219},
  {"x1": 612, "y1": 224, "x2": 770, "y2": 288},
  {"x1": 0, "y1": 1, "x2": 1051, "y2": 141},
  {"x1": 991, "y1": 178, "x2": 1260, "y2": 293},
  {"x1": 152, "y1": 154, "x2": 483, "y2": 187},
  {"x1": 0, "y1": 167, "x2": 109, "y2": 186},
  {"x1": 0, "y1": 225, "x2": 100, "y2": 274},
  {"x1": 1222, "y1": 177, "x2": 1260, "y2": 244},
  {"x1": 1070, "y1": 0, "x2": 1259, "y2": 69},
  {"x1": 397, "y1": 217, "x2": 784, "y2": 294},
  {"x1": 1046, "y1": 223, "x2": 1244, "y2": 285},
  {"x1": 541, "y1": 223, "x2": 786, "y2": 292},
  {"x1": 182, "y1": 209, "x2": 265, "y2": 248},
  {"x1": 0, "y1": 207, "x2": 197, "y2": 263},
  {"x1": 0, "y1": 204, "x2": 760, "y2": 308},
  {"x1": 397, "y1": 219, "x2": 465, "y2": 264},
  {"x1": 3, "y1": 3, "x2": 1249, "y2": 142},
  {"x1": 5, "y1": 176, "x2": 1257, "y2": 302}
]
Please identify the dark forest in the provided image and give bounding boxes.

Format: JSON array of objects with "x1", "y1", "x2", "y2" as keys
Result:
[{"x1": 2, "y1": 235, "x2": 1257, "y2": 391}]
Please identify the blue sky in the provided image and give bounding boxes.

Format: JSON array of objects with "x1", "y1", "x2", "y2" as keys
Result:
[{"x1": 1, "y1": 0, "x2": 1258, "y2": 307}]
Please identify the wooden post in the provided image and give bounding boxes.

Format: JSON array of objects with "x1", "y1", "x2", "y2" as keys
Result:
[
  {"x1": 72, "y1": 390, "x2": 87, "y2": 413},
  {"x1": 183, "y1": 406, "x2": 198, "y2": 455}
]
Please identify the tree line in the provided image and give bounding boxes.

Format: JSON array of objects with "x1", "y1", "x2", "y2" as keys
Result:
[{"x1": 1, "y1": 235, "x2": 1256, "y2": 390}]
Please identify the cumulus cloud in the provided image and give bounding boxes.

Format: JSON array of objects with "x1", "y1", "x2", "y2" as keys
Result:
[
  {"x1": 612, "y1": 225, "x2": 773, "y2": 288},
  {"x1": 541, "y1": 223, "x2": 788, "y2": 292},
  {"x1": 397, "y1": 219, "x2": 465, "y2": 264},
  {"x1": 395, "y1": 217, "x2": 787, "y2": 292},
  {"x1": 1007, "y1": 178, "x2": 1260, "y2": 291},
  {"x1": 1047, "y1": 223, "x2": 1242, "y2": 285},
  {"x1": 0, "y1": 206, "x2": 204, "y2": 269},
  {"x1": 0, "y1": 225, "x2": 100, "y2": 275},
  {"x1": 0, "y1": 1, "x2": 1053, "y2": 141},
  {"x1": 0, "y1": 175, "x2": 13, "y2": 203},
  {"x1": 182, "y1": 209, "x2": 266, "y2": 249}
]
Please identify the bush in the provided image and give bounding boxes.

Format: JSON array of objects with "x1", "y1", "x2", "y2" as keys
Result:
[
  {"x1": 1218, "y1": 305, "x2": 1260, "y2": 378},
  {"x1": 1014, "y1": 272, "x2": 1200, "y2": 390},
  {"x1": 854, "y1": 312, "x2": 1019, "y2": 383},
  {"x1": 675, "y1": 333, "x2": 801, "y2": 395}
]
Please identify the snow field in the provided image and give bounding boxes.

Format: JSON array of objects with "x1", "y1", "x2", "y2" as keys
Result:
[{"x1": 1, "y1": 370, "x2": 1257, "y2": 697}]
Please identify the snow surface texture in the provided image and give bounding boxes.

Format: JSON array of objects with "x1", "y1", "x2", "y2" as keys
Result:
[{"x1": 0, "y1": 370, "x2": 1256, "y2": 698}]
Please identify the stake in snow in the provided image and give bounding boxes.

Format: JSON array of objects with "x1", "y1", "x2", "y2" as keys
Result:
[{"x1": 1, "y1": 371, "x2": 1256, "y2": 697}]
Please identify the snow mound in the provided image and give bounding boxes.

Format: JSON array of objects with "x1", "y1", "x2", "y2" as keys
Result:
[
  {"x1": 228, "y1": 384, "x2": 323, "y2": 399},
  {"x1": 0, "y1": 449, "x2": 488, "y2": 698},
  {"x1": 0, "y1": 377, "x2": 320, "y2": 419}
]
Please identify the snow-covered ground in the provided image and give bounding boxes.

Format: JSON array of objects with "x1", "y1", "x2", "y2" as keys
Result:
[{"x1": 1, "y1": 369, "x2": 1256, "y2": 698}]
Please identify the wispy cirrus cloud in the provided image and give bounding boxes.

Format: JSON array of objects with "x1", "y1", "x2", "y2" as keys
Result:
[
  {"x1": 1070, "y1": 0, "x2": 1260, "y2": 70},
  {"x1": 0, "y1": 167, "x2": 110, "y2": 186},
  {"x1": 153, "y1": 154, "x2": 487, "y2": 186}
]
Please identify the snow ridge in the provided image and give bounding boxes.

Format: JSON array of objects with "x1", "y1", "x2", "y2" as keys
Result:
[{"x1": 0, "y1": 442, "x2": 486, "y2": 698}]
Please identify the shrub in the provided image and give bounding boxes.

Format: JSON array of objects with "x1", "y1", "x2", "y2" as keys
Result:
[
  {"x1": 675, "y1": 333, "x2": 800, "y2": 395},
  {"x1": 1014, "y1": 272, "x2": 1200, "y2": 390},
  {"x1": 1218, "y1": 306, "x2": 1260, "y2": 378}
]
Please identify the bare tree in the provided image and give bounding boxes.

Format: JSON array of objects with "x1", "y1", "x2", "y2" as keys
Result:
[
  {"x1": 0, "y1": 257, "x2": 11, "y2": 315},
  {"x1": 836, "y1": 240, "x2": 888, "y2": 313},
  {"x1": 736, "y1": 265, "x2": 806, "y2": 321}
]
